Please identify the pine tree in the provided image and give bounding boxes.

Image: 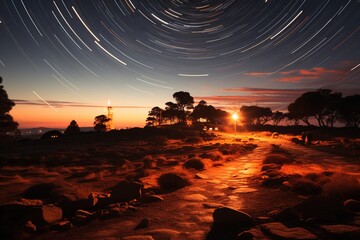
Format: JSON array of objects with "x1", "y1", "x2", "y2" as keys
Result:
[{"x1": 0, "y1": 77, "x2": 18, "y2": 135}]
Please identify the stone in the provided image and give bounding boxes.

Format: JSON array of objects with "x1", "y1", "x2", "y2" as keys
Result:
[
  {"x1": 237, "y1": 231, "x2": 254, "y2": 240},
  {"x1": 183, "y1": 194, "x2": 208, "y2": 201},
  {"x1": 321, "y1": 224, "x2": 360, "y2": 235},
  {"x1": 195, "y1": 173, "x2": 209, "y2": 179},
  {"x1": 141, "y1": 194, "x2": 164, "y2": 203},
  {"x1": 53, "y1": 220, "x2": 73, "y2": 230},
  {"x1": 24, "y1": 221, "x2": 36, "y2": 233},
  {"x1": 110, "y1": 181, "x2": 143, "y2": 202},
  {"x1": 29, "y1": 204, "x2": 63, "y2": 225},
  {"x1": 344, "y1": 199, "x2": 360, "y2": 212},
  {"x1": 260, "y1": 222, "x2": 317, "y2": 240},
  {"x1": 122, "y1": 236, "x2": 155, "y2": 240},
  {"x1": 203, "y1": 203, "x2": 224, "y2": 209},
  {"x1": 134, "y1": 217, "x2": 150, "y2": 230},
  {"x1": 213, "y1": 207, "x2": 253, "y2": 227}
]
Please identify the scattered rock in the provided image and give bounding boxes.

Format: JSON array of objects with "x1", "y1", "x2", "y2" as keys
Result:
[
  {"x1": 141, "y1": 194, "x2": 164, "y2": 203},
  {"x1": 321, "y1": 224, "x2": 360, "y2": 236},
  {"x1": 183, "y1": 194, "x2": 208, "y2": 201},
  {"x1": 134, "y1": 217, "x2": 150, "y2": 230},
  {"x1": 29, "y1": 204, "x2": 63, "y2": 225},
  {"x1": 24, "y1": 221, "x2": 36, "y2": 233},
  {"x1": 110, "y1": 181, "x2": 143, "y2": 202},
  {"x1": 213, "y1": 207, "x2": 254, "y2": 227},
  {"x1": 344, "y1": 199, "x2": 360, "y2": 212},
  {"x1": 122, "y1": 236, "x2": 154, "y2": 240},
  {"x1": 261, "y1": 164, "x2": 281, "y2": 172},
  {"x1": 53, "y1": 220, "x2": 73, "y2": 230},
  {"x1": 203, "y1": 203, "x2": 224, "y2": 209},
  {"x1": 195, "y1": 173, "x2": 209, "y2": 179},
  {"x1": 236, "y1": 231, "x2": 254, "y2": 240},
  {"x1": 262, "y1": 176, "x2": 287, "y2": 187},
  {"x1": 260, "y1": 222, "x2": 317, "y2": 240}
]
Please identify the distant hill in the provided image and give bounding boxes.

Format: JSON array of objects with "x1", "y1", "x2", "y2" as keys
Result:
[{"x1": 20, "y1": 127, "x2": 94, "y2": 135}]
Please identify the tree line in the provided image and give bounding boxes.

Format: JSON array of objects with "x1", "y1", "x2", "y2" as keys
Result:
[{"x1": 147, "y1": 89, "x2": 360, "y2": 128}]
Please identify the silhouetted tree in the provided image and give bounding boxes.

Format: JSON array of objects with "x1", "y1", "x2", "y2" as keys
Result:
[
  {"x1": 271, "y1": 111, "x2": 285, "y2": 126},
  {"x1": 64, "y1": 120, "x2": 80, "y2": 135},
  {"x1": 240, "y1": 105, "x2": 272, "y2": 125},
  {"x1": 94, "y1": 115, "x2": 110, "y2": 132},
  {"x1": 191, "y1": 100, "x2": 229, "y2": 124},
  {"x1": 339, "y1": 95, "x2": 360, "y2": 127},
  {"x1": 288, "y1": 89, "x2": 342, "y2": 127},
  {"x1": 0, "y1": 77, "x2": 18, "y2": 135},
  {"x1": 147, "y1": 106, "x2": 163, "y2": 126},
  {"x1": 172, "y1": 91, "x2": 194, "y2": 122}
]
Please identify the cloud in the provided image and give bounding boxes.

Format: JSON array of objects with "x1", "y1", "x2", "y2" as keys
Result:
[
  {"x1": 245, "y1": 66, "x2": 350, "y2": 83},
  {"x1": 222, "y1": 87, "x2": 313, "y2": 95},
  {"x1": 12, "y1": 99, "x2": 151, "y2": 109},
  {"x1": 278, "y1": 67, "x2": 346, "y2": 83}
]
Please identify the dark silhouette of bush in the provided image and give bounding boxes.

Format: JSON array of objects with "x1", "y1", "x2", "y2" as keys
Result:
[
  {"x1": 157, "y1": 172, "x2": 190, "y2": 192},
  {"x1": 183, "y1": 158, "x2": 205, "y2": 170},
  {"x1": 41, "y1": 130, "x2": 63, "y2": 140},
  {"x1": 262, "y1": 153, "x2": 294, "y2": 165},
  {"x1": 65, "y1": 120, "x2": 80, "y2": 135},
  {"x1": 94, "y1": 115, "x2": 110, "y2": 132},
  {"x1": 185, "y1": 136, "x2": 203, "y2": 144},
  {"x1": 0, "y1": 76, "x2": 18, "y2": 135}
]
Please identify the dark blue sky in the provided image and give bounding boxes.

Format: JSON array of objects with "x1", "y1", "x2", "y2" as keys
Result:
[{"x1": 0, "y1": 0, "x2": 359, "y2": 127}]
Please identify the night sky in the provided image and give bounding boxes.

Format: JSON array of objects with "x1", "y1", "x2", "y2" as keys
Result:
[{"x1": 0, "y1": 0, "x2": 359, "y2": 128}]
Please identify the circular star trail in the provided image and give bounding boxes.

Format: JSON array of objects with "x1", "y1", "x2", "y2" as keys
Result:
[{"x1": 0, "y1": 0, "x2": 359, "y2": 127}]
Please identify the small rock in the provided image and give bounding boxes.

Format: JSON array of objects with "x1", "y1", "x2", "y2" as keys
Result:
[
  {"x1": 30, "y1": 204, "x2": 63, "y2": 225},
  {"x1": 141, "y1": 195, "x2": 164, "y2": 203},
  {"x1": 111, "y1": 181, "x2": 143, "y2": 202},
  {"x1": 344, "y1": 199, "x2": 360, "y2": 212},
  {"x1": 195, "y1": 173, "x2": 209, "y2": 179},
  {"x1": 53, "y1": 220, "x2": 73, "y2": 230},
  {"x1": 134, "y1": 217, "x2": 150, "y2": 230},
  {"x1": 213, "y1": 207, "x2": 253, "y2": 227},
  {"x1": 261, "y1": 222, "x2": 317, "y2": 240},
  {"x1": 203, "y1": 203, "x2": 224, "y2": 209},
  {"x1": 24, "y1": 221, "x2": 36, "y2": 233},
  {"x1": 321, "y1": 224, "x2": 360, "y2": 236},
  {"x1": 183, "y1": 194, "x2": 208, "y2": 201},
  {"x1": 273, "y1": 207, "x2": 298, "y2": 222},
  {"x1": 122, "y1": 236, "x2": 154, "y2": 240}
]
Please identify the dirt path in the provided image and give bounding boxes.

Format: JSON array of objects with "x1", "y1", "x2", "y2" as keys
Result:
[{"x1": 32, "y1": 134, "x2": 360, "y2": 240}]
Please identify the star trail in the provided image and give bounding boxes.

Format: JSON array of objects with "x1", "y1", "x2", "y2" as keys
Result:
[{"x1": 0, "y1": 0, "x2": 359, "y2": 128}]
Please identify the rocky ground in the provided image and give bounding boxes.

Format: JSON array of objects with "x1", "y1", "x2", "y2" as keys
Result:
[{"x1": 1, "y1": 130, "x2": 360, "y2": 240}]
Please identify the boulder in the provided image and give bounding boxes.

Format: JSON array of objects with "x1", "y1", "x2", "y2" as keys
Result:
[
  {"x1": 110, "y1": 181, "x2": 143, "y2": 202},
  {"x1": 213, "y1": 207, "x2": 254, "y2": 227},
  {"x1": 29, "y1": 204, "x2": 63, "y2": 225},
  {"x1": 344, "y1": 199, "x2": 360, "y2": 212},
  {"x1": 260, "y1": 222, "x2": 317, "y2": 240},
  {"x1": 141, "y1": 194, "x2": 164, "y2": 203}
]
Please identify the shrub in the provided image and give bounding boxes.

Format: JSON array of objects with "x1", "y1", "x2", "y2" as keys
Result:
[
  {"x1": 199, "y1": 151, "x2": 223, "y2": 161},
  {"x1": 183, "y1": 158, "x2": 205, "y2": 170},
  {"x1": 323, "y1": 173, "x2": 360, "y2": 200},
  {"x1": 292, "y1": 179, "x2": 322, "y2": 195},
  {"x1": 185, "y1": 137, "x2": 203, "y2": 144},
  {"x1": 157, "y1": 172, "x2": 190, "y2": 192},
  {"x1": 263, "y1": 154, "x2": 294, "y2": 165},
  {"x1": 149, "y1": 136, "x2": 168, "y2": 145}
]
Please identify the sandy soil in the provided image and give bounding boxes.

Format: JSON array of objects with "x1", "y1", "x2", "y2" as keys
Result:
[{"x1": 1, "y1": 131, "x2": 359, "y2": 240}]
